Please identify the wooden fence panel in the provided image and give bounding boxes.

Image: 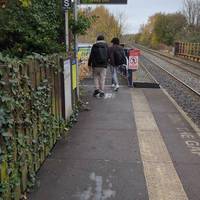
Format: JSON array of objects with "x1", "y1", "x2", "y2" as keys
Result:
[
  {"x1": 0, "y1": 55, "x2": 67, "y2": 199},
  {"x1": 174, "y1": 42, "x2": 200, "y2": 62}
]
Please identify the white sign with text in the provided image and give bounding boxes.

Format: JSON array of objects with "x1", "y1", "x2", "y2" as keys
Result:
[{"x1": 64, "y1": 59, "x2": 72, "y2": 119}]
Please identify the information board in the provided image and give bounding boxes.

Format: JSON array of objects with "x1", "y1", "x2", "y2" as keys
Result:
[
  {"x1": 80, "y1": 0, "x2": 127, "y2": 4},
  {"x1": 72, "y1": 64, "x2": 77, "y2": 90},
  {"x1": 78, "y1": 46, "x2": 92, "y2": 61},
  {"x1": 64, "y1": 59, "x2": 72, "y2": 119}
]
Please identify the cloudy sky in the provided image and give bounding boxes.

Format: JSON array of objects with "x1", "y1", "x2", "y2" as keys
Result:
[{"x1": 80, "y1": 0, "x2": 184, "y2": 34}]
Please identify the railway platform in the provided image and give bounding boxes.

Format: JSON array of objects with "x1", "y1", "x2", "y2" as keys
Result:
[{"x1": 28, "y1": 76, "x2": 200, "y2": 200}]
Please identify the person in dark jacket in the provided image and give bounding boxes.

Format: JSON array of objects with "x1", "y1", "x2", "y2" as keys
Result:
[
  {"x1": 109, "y1": 37, "x2": 125, "y2": 91},
  {"x1": 88, "y1": 35, "x2": 109, "y2": 97}
]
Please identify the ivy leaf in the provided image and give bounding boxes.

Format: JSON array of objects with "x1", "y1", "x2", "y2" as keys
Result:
[
  {"x1": 0, "y1": 81, "x2": 6, "y2": 86},
  {"x1": 1, "y1": 132, "x2": 12, "y2": 137},
  {"x1": 19, "y1": 0, "x2": 32, "y2": 7},
  {"x1": 9, "y1": 79, "x2": 18, "y2": 84},
  {"x1": 13, "y1": 67, "x2": 19, "y2": 73},
  {"x1": 1, "y1": 96, "x2": 12, "y2": 103},
  {"x1": 32, "y1": 140, "x2": 37, "y2": 144},
  {"x1": 8, "y1": 118, "x2": 14, "y2": 126},
  {"x1": 17, "y1": 137, "x2": 24, "y2": 146}
]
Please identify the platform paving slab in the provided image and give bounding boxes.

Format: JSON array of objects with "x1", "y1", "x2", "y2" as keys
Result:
[
  {"x1": 28, "y1": 79, "x2": 200, "y2": 200},
  {"x1": 28, "y1": 87, "x2": 148, "y2": 200},
  {"x1": 143, "y1": 88, "x2": 200, "y2": 200},
  {"x1": 132, "y1": 89, "x2": 188, "y2": 200}
]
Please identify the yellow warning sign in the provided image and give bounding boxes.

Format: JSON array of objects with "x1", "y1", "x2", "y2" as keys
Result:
[{"x1": 72, "y1": 64, "x2": 77, "y2": 90}]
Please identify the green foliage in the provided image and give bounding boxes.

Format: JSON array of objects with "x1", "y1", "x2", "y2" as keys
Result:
[
  {"x1": 19, "y1": 0, "x2": 32, "y2": 7},
  {"x1": 135, "y1": 12, "x2": 187, "y2": 48},
  {"x1": 177, "y1": 29, "x2": 200, "y2": 43},
  {"x1": 150, "y1": 33, "x2": 160, "y2": 49},
  {"x1": 154, "y1": 13, "x2": 187, "y2": 46},
  {"x1": 134, "y1": 8, "x2": 200, "y2": 48},
  {"x1": 70, "y1": 13, "x2": 97, "y2": 35},
  {"x1": 0, "y1": 0, "x2": 96, "y2": 58},
  {"x1": 78, "y1": 6, "x2": 123, "y2": 43},
  {"x1": 0, "y1": 54, "x2": 79, "y2": 199},
  {"x1": 0, "y1": 0, "x2": 65, "y2": 57}
]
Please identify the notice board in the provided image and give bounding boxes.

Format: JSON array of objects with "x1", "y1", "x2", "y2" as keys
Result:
[
  {"x1": 64, "y1": 59, "x2": 72, "y2": 119},
  {"x1": 72, "y1": 64, "x2": 77, "y2": 90}
]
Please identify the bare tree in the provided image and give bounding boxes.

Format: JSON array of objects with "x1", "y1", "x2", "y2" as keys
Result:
[
  {"x1": 183, "y1": 0, "x2": 200, "y2": 28},
  {"x1": 196, "y1": 0, "x2": 200, "y2": 27},
  {"x1": 115, "y1": 11, "x2": 128, "y2": 37}
]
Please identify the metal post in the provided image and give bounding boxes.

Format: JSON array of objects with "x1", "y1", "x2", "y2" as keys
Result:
[
  {"x1": 74, "y1": 0, "x2": 79, "y2": 99},
  {"x1": 65, "y1": 10, "x2": 69, "y2": 52}
]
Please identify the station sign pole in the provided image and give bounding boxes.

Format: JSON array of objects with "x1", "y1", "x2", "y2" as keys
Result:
[
  {"x1": 63, "y1": 0, "x2": 72, "y2": 52},
  {"x1": 74, "y1": 0, "x2": 80, "y2": 99}
]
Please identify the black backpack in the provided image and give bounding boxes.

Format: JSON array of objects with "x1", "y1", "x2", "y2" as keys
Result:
[
  {"x1": 93, "y1": 43, "x2": 108, "y2": 66},
  {"x1": 114, "y1": 48, "x2": 126, "y2": 66}
]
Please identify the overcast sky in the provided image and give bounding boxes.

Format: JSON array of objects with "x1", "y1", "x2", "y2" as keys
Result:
[{"x1": 80, "y1": 0, "x2": 184, "y2": 34}]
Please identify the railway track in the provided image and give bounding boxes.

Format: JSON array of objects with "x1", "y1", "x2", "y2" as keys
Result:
[
  {"x1": 140, "y1": 56, "x2": 200, "y2": 97},
  {"x1": 139, "y1": 55, "x2": 200, "y2": 128},
  {"x1": 134, "y1": 44, "x2": 200, "y2": 77}
]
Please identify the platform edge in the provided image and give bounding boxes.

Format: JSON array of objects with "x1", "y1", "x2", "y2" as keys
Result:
[{"x1": 161, "y1": 87, "x2": 200, "y2": 137}]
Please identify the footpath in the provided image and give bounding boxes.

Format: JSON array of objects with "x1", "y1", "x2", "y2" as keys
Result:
[{"x1": 29, "y1": 74, "x2": 200, "y2": 200}]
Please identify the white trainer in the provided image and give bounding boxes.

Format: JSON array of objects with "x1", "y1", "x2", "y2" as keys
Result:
[{"x1": 114, "y1": 85, "x2": 119, "y2": 91}]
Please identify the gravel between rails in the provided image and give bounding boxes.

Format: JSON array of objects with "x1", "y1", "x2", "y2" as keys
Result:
[
  {"x1": 142, "y1": 51, "x2": 200, "y2": 94},
  {"x1": 140, "y1": 55, "x2": 200, "y2": 128}
]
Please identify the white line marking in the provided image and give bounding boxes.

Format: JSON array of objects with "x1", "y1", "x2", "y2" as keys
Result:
[
  {"x1": 76, "y1": 172, "x2": 116, "y2": 200},
  {"x1": 95, "y1": 175, "x2": 103, "y2": 200}
]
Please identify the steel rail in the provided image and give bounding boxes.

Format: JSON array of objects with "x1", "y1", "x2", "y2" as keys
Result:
[
  {"x1": 141, "y1": 56, "x2": 200, "y2": 97},
  {"x1": 133, "y1": 43, "x2": 200, "y2": 68},
  {"x1": 133, "y1": 44, "x2": 200, "y2": 77},
  {"x1": 139, "y1": 61, "x2": 159, "y2": 85}
]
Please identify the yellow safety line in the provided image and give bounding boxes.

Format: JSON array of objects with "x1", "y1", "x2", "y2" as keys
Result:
[{"x1": 131, "y1": 89, "x2": 188, "y2": 200}]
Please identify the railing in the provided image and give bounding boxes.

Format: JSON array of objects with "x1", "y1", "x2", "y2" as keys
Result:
[
  {"x1": 174, "y1": 42, "x2": 200, "y2": 62},
  {"x1": 0, "y1": 55, "x2": 72, "y2": 199}
]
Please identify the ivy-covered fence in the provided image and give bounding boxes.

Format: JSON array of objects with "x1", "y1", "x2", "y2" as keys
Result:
[{"x1": 0, "y1": 55, "x2": 69, "y2": 199}]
